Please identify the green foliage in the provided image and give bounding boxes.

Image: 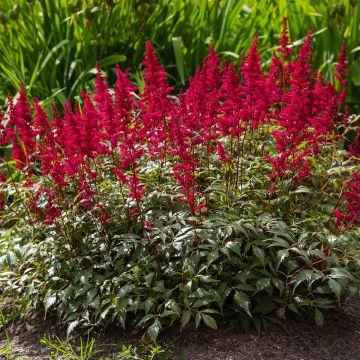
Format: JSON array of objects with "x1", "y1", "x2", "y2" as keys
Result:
[
  {"x1": 40, "y1": 334, "x2": 172, "y2": 359},
  {"x1": 40, "y1": 334, "x2": 96, "y2": 360},
  {"x1": 0, "y1": 0, "x2": 359, "y2": 110},
  {"x1": 115, "y1": 343, "x2": 168, "y2": 360},
  {"x1": 1, "y1": 123, "x2": 359, "y2": 341}
]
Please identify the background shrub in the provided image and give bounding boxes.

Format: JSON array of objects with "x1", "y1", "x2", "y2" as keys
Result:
[{"x1": 0, "y1": 0, "x2": 359, "y2": 112}]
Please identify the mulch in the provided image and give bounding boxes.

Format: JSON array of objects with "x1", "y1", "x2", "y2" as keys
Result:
[{"x1": 2, "y1": 298, "x2": 360, "y2": 360}]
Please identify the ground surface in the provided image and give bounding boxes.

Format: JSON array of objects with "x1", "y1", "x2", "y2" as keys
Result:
[{"x1": 2, "y1": 298, "x2": 360, "y2": 360}]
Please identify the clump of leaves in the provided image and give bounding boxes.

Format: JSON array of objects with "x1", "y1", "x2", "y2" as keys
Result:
[{"x1": 0, "y1": 22, "x2": 359, "y2": 342}]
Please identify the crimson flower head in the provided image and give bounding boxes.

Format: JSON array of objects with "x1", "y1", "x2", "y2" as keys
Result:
[
  {"x1": 278, "y1": 17, "x2": 293, "y2": 59},
  {"x1": 335, "y1": 41, "x2": 350, "y2": 86}
]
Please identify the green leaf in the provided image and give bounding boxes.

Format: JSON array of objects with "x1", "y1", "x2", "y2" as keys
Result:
[
  {"x1": 144, "y1": 298, "x2": 154, "y2": 315},
  {"x1": 148, "y1": 319, "x2": 161, "y2": 343},
  {"x1": 329, "y1": 268, "x2": 353, "y2": 280},
  {"x1": 293, "y1": 270, "x2": 313, "y2": 292},
  {"x1": 206, "y1": 250, "x2": 219, "y2": 266},
  {"x1": 314, "y1": 308, "x2": 324, "y2": 326},
  {"x1": 276, "y1": 249, "x2": 289, "y2": 264},
  {"x1": 67, "y1": 320, "x2": 80, "y2": 337},
  {"x1": 44, "y1": 294, "x2": 56, "y2": 314},
  {"x1": 195, "y1": 311, "x2": 201, "y2": 328},
  {"x1": 328, "y1": 279, "x2": 342, "y2": 300},
  {"x1": 226, "y1": 241, "x2": 241, "y2": 256},
  {"x1": 172, "y1": 37, "x2": 185, "y2": 85},
  {"x1": 256, "y1": 278, "x2": 271, "y2": 291},
  {"x1": 294, "y1": 186, "x2": 313, "y2": 194},
  {"x1": 252, "y1": 246, "x2": 265, "y2": 264},
  {"x1": 180, "y1": 310, "x2": 191, "y2": 330},
  {"x1": 137, "y1": 314, "x2": 155, "y2": 328},
  {"x1": 234, "y1": 290, "x2": 251, "y2": 316},
  {"x1": 99, "y1": 54, "x2": 127, "y2": 67},
  {"x1": 201, "y1": 313, "x2": 217, "y2": 330}
]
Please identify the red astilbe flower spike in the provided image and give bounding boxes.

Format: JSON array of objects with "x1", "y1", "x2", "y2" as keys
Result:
[
  {"x1": 0, "y1": 110, "x2": 7, "y2": 146},
  {"x1": 94, "y1": 62, "x2": 114, "y2": 118},
  {"x1": 277, "y1": 30, "x2": 315, "y2": 145},
  {"x1": 14, "y1": 85, "x2": 35, "y2": 157},
  {"x1": 219, "y1": 62, "x2": 245, "y2": 137},
  {"x1": 240, "y1": 35, "x2": 269, "y2": 130},
  {"x1": 334, "y1": 173, "x2": 360, "y2": 228},
  {"x1": 278, "y1": 17, "x2": 293, "y2": 60},
  {"x1": 129, "y1": 170, "x2": 145, "y2": 203},
  {"x1": 61, "y1": 101, "x2": 83, "y2": 177},
  {"x1": 171, "y1": 45, "x2": 222, "y2": 212},
  {"x1": 33, "y1": 99, "x2": 58, "y2": 177},
  {"x1": 33, "y1": 98, "x2": 50, "y2": 137},
  {"x1": 51, "y1": 104, "x2": 65, "y2": 148},
  {"x1": 93, "y1": 63, "x2": 117, "y2": 149},
  {"x1": 266, "y1": 54, "x2": 283, "y2": 105},
  {"x1": 217, "y1": 141, "x2": 231, "y2": 162},
  {"x1": 335, "y1": 41, "x2": 350, "y2": 86},
  {"x1": 265, "y1": 30, "x2": 320, "y2": 181},
  {"x1": 80, "y1": 92, "x2": 107, "y2": 159},
  {"x1": 184, "y1": 44, "x2": 221, "y2": 145},
  {"x1": 140, "y1": 41, "x2": 174, "y2": 155},
  {"x1": 335, "y1": 41, "x2": 350, "y2": 108},
  {"x1": 5, "y1": 98, "x2": 26, "y2": 167},
  {"x1": 6, "y1": 85, "x2": 35, "y2": 168},
  {"x1": 310, "y1": 72, "x2": 337, "y2": 137},
  {"x1": 114, "y1": 65, "x2": 137, "y2": 133}
]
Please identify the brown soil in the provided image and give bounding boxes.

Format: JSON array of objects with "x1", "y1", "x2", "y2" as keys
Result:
[{"x1": 2, "y1": 298, "x2": 360, "y2": 360}]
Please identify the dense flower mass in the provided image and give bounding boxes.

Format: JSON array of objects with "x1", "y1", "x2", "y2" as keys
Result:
[
  {"x1": 0, "y1": 20, "x2": 359, "y2": 341},
  {"x1": 0, "y1": 19, "x2": 358, "y2": 230}
]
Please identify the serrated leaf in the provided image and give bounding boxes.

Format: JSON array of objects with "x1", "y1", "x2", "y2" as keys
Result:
[
  {"x1": 44, "y1": 295, "x2": 56, "y2": 314},
  {"x1": 225, "y1": 241, "x2": 241, "y2": 256},
  {"x1": 180, "y1": 310, "x2": 191, "y2": 330},
  {"x1": 277, "y1": 249, "x2": 289, "y2": 263},
  {"x1": 201, "y1": 313, "x2": 217, "y2": 330},
  {"x1": 67, "y1": 320, "x2": 80, "y2": 337},
  {"x1": 330, "y1": 268, "x2": 353, "y2": 280},
  {"x1": 293, "y1": 270, "x2": 313, "y2": 292},
  {"x1": 234, "y1": 290, "x2": 251, "y2": 316},
  {"x1": 256, "y1": 278, "x2": 271, "y2": 291},
  {"x1": 294, "y1": 186, "x2": 313, "y2": 194},
  {"x1": 328, "y1": 279, "x2": 342, "y2": 300},
  {"x1": 100, "y1": 305, "x2": 112, "y2": 319},
  {"x1": 252, "y1": 246, "x2": 265, "y2": 264},
  {"x1": 207, "y1": 250, "x2": 219, "y2": 266}
]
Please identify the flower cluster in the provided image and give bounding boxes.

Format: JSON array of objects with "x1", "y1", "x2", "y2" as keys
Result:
[{"x1": 0, "y1": 20, "x2": 357, "y2": 231}]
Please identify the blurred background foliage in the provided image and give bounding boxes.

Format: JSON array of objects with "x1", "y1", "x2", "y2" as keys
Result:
[{"x1": 0, "y1": 0, "x2": 359, "y2": 111}]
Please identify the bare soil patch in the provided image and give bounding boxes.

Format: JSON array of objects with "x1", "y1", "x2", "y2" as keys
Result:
[{"x1": 2, "y1": 298, "x2": 360, "y2": 359}]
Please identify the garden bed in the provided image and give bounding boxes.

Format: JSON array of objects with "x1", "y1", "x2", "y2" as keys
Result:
[{"x1": 2, "y1": 298, "x2": 360, "y2": 359}]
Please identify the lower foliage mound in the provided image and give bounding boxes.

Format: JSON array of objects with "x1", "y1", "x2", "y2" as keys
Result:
[{"x1": 0, "y1": 21, "x2": 359, "y2": 341}]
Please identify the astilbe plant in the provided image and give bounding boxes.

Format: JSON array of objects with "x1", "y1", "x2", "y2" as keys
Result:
[{"x1": 0, "y1": 20, "x2": 359, "y2": 341}]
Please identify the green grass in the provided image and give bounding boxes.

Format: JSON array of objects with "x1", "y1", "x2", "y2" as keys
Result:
[{"x1": 0, "y1": 0, "x2": 359, "y2": 110}]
